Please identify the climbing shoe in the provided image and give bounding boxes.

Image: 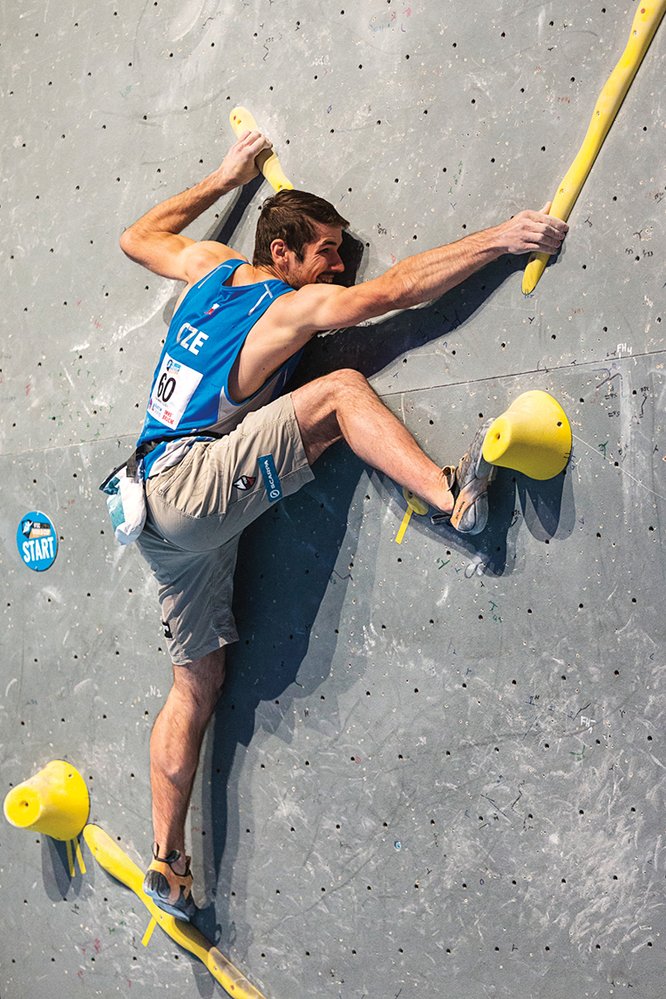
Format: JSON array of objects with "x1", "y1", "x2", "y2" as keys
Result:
[
  {"x1": 143, "y1": 843, "x2": 197, "y2": 921},
  {"x1": 450, "y1": 419, "x2": 496, "y2": 534},
  {"x1": 431, "y1": 420, "x2": 496, "y2": 535}
]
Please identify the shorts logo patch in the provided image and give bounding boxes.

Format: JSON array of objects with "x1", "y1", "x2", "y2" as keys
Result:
[
  {"x1": 233, "y1": 474, "x2": 256, "y2": 492},
  {"x1": 162, "y1": 619, "x2": 173, "y2": 639},
  {"x1": 258, "y1": 453, "x2": 283, "y2": 503}
]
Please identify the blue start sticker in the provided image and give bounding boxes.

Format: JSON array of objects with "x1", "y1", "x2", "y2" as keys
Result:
[
  {"x1": 258, "y1": 453, "x2": 283, "y2": 503},
  {"x1": 17, "y1": 511, "x2": 58, "y2": 572}
]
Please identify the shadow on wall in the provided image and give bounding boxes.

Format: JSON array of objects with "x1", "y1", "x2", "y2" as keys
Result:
[
  {"x1": 376, "y1": 464, "x2": 576, "y2": 580},
  {"x1": 194, "y1": 444, "x2": 369, "y2": 947},
  {"x1": 294, "y1": 252, "x2": 529, "y2": 385},
  {"x1": 190, "y1": 459, "x2": 575, "y2": 950},
  {"x1": 41, "y1": 837, "x2": 86, "y2": 903}
]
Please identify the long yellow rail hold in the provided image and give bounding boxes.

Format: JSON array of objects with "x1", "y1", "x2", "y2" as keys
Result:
[
  {"x1": 522, "y1": 1, "x2": 665, "y2": 294},
  {"x1": 229, "y1": 107, "x2": 294, "y2": 193},
  {"x1": 83, "y1": 824, "x2": 267, "y2": 999}
]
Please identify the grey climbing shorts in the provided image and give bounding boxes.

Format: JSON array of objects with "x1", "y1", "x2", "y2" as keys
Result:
[{"x1": 136, "y1": 394, "x2": 314, "y2": 665}]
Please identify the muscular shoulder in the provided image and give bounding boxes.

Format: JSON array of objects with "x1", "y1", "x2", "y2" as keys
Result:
[
  {"x1": 264, "y1": 284, "x2": 341, "y2": 336},
  {"x1": 182, "y1": 240, "x2": 248, "y2": 285}
]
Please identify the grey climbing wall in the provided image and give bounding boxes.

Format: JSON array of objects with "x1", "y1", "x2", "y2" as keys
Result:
[{"x1": 1, "y1": 1, "x2": 664, "y2": 997}]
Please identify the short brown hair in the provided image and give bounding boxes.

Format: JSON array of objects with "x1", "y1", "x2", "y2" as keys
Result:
[{"x1": 253, "y1": 190, "x2": 349, "y2": 267}]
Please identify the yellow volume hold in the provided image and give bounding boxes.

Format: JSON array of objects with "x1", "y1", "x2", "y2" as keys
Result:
[
  {"x1": 4, "y1": 760, "x2": 89, "y2": 841},
  {"x1": 481, "y1": 390, "x2": 572, "y2": 480},
  {"x1": 83, "y1": 824, "x2": 267, "y2": 999},
  {"x1": 229, "y1": 107, "x2": 294, "y2": 193},
  {"x1": 522, "y1": 1, "x2": 665, "y2": 294}
]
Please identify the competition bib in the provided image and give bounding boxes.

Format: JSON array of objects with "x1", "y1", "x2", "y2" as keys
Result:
[{"x1": 146, "y1": 354, "x2": 203, "y2": 430}]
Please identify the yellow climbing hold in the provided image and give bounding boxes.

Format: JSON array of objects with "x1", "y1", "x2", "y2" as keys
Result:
[
  {"x1": 3, "y1": 760, "x2": 90, "y2": 841},
  {"x1": 83, "y1": 824, "x2": 266, "y2": 999},
  {"x1": 395, "y1": 487, "x2": 429, "y2": 544},
  {"x1": 481, "y1": 390, "x2": 572, "y2": 480},
  {"x1": 230, "y1": 106, "x2": 294, "y2": 193},
  {"x1": 522, "y1": 1, "x2": 665, "y2": 294},
  {"x1": 141, "y1": 916, "x2": 158, "y2": 948},
  {"x1": 65, "y1": 837, "x2": 87, "y2": 877}
]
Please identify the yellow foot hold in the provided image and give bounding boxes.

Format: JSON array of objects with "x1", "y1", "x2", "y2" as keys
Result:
[
  {"x1": 230, "y1": 106, "x2": 294, "y2": 193},
  {"x1": 481, "y1": 390, "x2": 572, "y2": 480},
  {"x1": 65, "y1": 838, "x2": 87, "y2": 878},
  {"x1": 141, "y1": 916, "x2": 158, "y2": 948},
  {"x1": 3, "y1": 760, "x2": 90, "y2": 841},
  {"x1": 83, "y1": 824, "x2": 266, "y2": 999},
  {"x1": 395, "y1": 488, "x2": 429, "y2": 544}
]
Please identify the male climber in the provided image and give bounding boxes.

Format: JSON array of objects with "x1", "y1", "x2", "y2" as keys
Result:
[{"x1": 116, "y1": 129, "x2": 567, "y2": 920}]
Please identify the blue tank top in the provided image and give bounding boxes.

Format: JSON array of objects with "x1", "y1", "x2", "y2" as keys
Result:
[{"x1": 136, "y1": 260, "x2": 297, "y2": 477}]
